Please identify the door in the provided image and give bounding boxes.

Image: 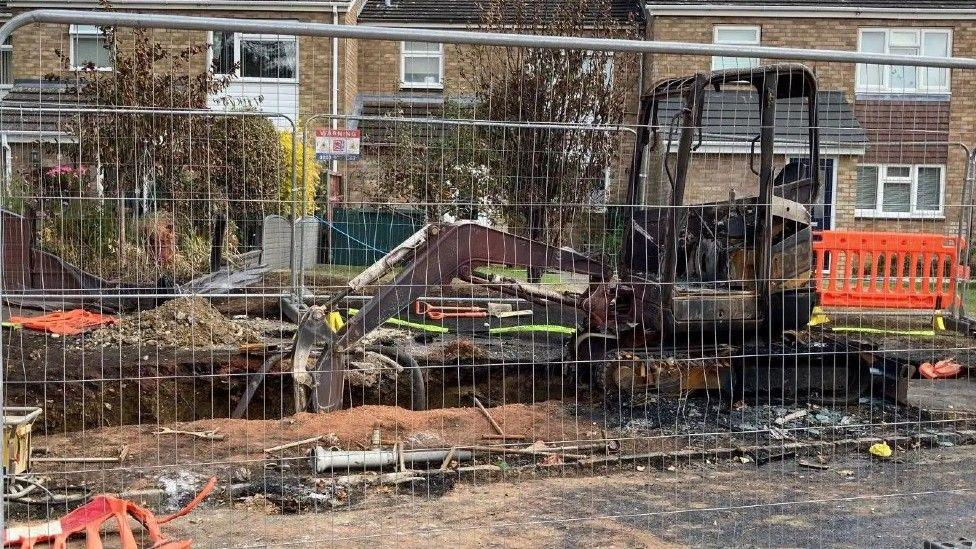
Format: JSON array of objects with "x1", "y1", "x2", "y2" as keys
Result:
[
  {"x1": 811, "y1": 158, "x2": 836, "y2": 230},
  {"x1": 788, "y1": 156, "x2": 836, "y2": 229}
]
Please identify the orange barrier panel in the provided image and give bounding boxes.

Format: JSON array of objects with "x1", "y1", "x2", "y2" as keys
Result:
[{"x1": 812, "y1": 230, "x2": 967, "y2": 310}]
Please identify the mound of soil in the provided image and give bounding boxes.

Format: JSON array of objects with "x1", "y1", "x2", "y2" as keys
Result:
[{"x1": 87, "y1": 297, "x2": 263, "y2": 348}]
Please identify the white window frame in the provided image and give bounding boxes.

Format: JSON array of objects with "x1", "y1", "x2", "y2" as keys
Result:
[
  {"x1": 855, "y1": 163, "x2": 945, "y2": 219},
  {"x1": 206, "y1": 31, "x2": 300, "y2": 84},
  {"x1": 711, "y1": 25, "x2": 761, "y2": 71},
  {"x1": 0, "y1": 36, "x2": 12, "y2": 90},
  {"x1": 856, "y1": 28, "x2": 952, "y2": 95},
  {"x1": 69, "y1": 25, "x2": 113, "y2": 72},
  {"x1": 400, "y1": 41, "x2": 444, "y2": 90}
]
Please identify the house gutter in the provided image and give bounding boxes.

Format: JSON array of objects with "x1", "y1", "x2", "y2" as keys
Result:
[
  {"x1": 644, "y1": 5, "x2": 976, "y2": 20},
  {"x1": 9, "y1": 1, "x2": 352, "y2": 12},
  {"x1": 3, "y1": 10, "x2": 976, "y2": 69}
]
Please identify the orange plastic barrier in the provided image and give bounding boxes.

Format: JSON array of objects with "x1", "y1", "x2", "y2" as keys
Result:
[
  {"x1": 812, "y1": 230, "x2": 967, "y2": 310},
  {"x1": 4, "y1": 477, "x2": 215, "y2": 548}
]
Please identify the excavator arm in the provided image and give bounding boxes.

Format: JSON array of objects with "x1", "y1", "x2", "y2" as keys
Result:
[{"x1": 291, "y1": 221, "x2": 612, "y2": 412}]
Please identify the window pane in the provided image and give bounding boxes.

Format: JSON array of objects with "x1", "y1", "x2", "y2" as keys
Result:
[
  {"x1": 403, "y1": 56, "x2": 441, "y2": 85},
  {"x1": 403, "y1": 41, "x2": 440, "y2": 53},
  {"x1": 859, "y1": 63, "x2": 883, "y2": 88},
  {"x1": 888, "y1": 46, "x2": 919, "y2": 91},
  {"x1": 922, "y1": 32, "x2": 950, "y2": 90},
  {"x1": 0, "y1": 49, "x2": 10, "y2": 86},
  {"x1": 923, "y1": 32, "x2": 949, "y2": 57},
  {"x1": 212, "y1": 31, "x2": 235, "y2": 75},
  {"x1": 890, "y1": 30, "x2": 919, "y2": 47},
  {"x1": 917, "y1": 167, "x2": 942, "y2": 211},
  {"x1": 241, "y1": 39, "x2": 296, "y2": 79},
  {"x1": 856, "y1": 165, "x2": 879, "y2": 209},
  {"x1": 715, "y1": 28, "x2": 759, "y2": 44},
  {"x1": 712, "y1": 56, "x2": 760, "y2": 70},
  {"x1": 886, "y1": 166, "x2": 911, "y2": 178},
  {"x1": 73, "y1": 36, "x2": 112, "y2": 69},
  {"x1": 882, "y1": 181, "x2": 911, "y2": 212},
  {"x1": 859, "y1": 31, "x2": 886, "y2": 53},
  {"x1": 858, "y1": 31, "x2": 886, "y2": 89}
]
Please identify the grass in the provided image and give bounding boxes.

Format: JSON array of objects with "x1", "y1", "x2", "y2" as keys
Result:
[{"x1": 961, "y1": 282, "x2": 976, "y2": 314}]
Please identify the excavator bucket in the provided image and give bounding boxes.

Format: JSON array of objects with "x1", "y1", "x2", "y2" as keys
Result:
[{"x1": 291, "y1": 307, "x2": 347, "y2": 413}]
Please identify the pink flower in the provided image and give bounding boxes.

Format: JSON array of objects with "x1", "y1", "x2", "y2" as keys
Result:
[{"x1": 44, "y1": 164, "x2": 89, "y2": 177}]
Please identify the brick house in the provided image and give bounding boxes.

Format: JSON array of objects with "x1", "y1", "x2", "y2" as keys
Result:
[
  {"x1": 0, "y1": 0, "x2": 972, "y2": 240},
  {"x1": 0, "y1": 0, "x2": 365, "y2": 179},
  {"x1": 643, "y1": 0, "x2": 976, "y2": 235}
]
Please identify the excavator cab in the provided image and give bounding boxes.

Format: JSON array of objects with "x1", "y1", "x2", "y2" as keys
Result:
[{"x1": 623, "y1": 64, "x2": 820, "y2": 338}]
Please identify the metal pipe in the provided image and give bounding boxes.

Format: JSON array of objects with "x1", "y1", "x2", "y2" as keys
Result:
[
  {"x1": 2, "y1": 10, "x2": 976, "y2": 69},
  {"x1": 0, "y1": 105, "x2": 295, "y2": 130},
  {"x1": 308, "y1": 446, "x2": 473, "y2": 472}
]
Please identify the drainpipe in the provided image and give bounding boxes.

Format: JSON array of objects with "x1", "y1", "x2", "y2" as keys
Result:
[
  {"x1": 332, "y1": 4, "x2": 339, "y2": 176},
  {"x1": 1, "y1": 133, "x2": 10, "y2": 199}
]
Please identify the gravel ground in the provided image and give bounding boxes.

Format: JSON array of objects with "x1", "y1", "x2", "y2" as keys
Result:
[{"x1": 160, "y1": 444, "x2": 976, "y2": 548}]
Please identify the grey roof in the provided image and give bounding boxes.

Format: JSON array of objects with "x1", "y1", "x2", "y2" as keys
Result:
[
  {"x1": 359, "y1": 0, "x2": 644, "y2": 24},
  {"x1": 657, "y1": 90, "x2": 867, "y2": 147},
  {"x1": 646, "y1": 0, "x2": 974, "y2": 8},
  {"x1": 353, "y1": 93, "x2": 475, "y2": 145},
  {"x1": 0, "y1": 80, "x2": 87, "y2": 135}
]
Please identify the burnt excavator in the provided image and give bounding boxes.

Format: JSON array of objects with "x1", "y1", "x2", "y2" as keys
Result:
[{"x1": 290, "y1": 64, "x2": 910, "y2": 413}]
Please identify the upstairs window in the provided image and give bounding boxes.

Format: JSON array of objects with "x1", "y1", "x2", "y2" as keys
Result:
[
  {"x1": 209, "y1": 32, "x2": 298, "y2": 82},
  {"x1": 857, "y1": 28, "x2": 951, "y2": 94},
  {"x1": 401, "y1": 41, "x2": 443, "y2": 89},
  {"x1": 70, "y1": 25, "x2": 112, "y2": 71},
  {"x1": 1, "y1": 37, "x2": 11, "y2": 89},
  {"x1": 856, "y1": 164, "x2": 944, "y2": 217},
  {"x1": 711, "y1": 26, "x2": 760, "y2": 71}
]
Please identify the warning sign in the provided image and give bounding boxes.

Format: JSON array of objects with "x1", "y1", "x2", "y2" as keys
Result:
[{"x1": 315, "y1": 128, "x2": 361, "y2": 161}]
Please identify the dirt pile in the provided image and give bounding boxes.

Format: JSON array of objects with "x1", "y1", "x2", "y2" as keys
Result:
[{"x1": 86, "y1": 297, "x2": 262, "y2": 348}]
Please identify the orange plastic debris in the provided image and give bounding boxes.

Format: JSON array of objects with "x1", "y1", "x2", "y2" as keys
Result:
[
  {"x1": 3, "y1": 477, "x2": 216, "y2": 549},
  {"x1": 413, "y1": 300, "x2": 487, "y2": 320},
  {"x1": 919, "y1": 358, "x2": 964, "y2": 379},
  {"x1": 8, "y1": 310, "x2": 117, "y2": 336}
]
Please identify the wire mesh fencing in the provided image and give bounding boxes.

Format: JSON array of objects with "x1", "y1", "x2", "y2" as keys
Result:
[{"x1": 0, "y1": 9, "x2": 975, "y2": 547}]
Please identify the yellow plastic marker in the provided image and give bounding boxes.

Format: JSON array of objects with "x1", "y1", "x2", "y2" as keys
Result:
[
  {"x1": 868, "y1": 441, "x2": 892, "y2": 458},
  {"x1": 326, "y1": 311, "x2": 345, "y2": 333},
  {"x1": 807, "y1": 306, "x2": 830, "y2": 327}
]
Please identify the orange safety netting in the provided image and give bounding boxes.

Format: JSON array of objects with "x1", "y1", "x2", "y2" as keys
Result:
[
  {"x1": 8, "y1": 310, "x2": 117, "y2": 336},
  {"x1": 3, "y1": 477, "x2": 216, "y2": 549}
]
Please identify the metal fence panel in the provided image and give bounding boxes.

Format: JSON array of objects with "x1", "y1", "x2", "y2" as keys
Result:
[{"x1": 0, "y1": 9, "x2": 975, "y2": 548}]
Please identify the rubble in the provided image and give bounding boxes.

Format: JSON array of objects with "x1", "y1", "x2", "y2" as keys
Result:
[{"x1": 82, "y1": 297, "x2": 263, "y2": 348}]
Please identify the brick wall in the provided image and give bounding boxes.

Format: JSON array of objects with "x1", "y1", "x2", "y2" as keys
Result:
[{"x1": 357, "y1": 40, "x2": 471, "y2": 97}]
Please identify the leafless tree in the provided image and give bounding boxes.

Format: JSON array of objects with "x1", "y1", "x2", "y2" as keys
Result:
[{"x1": 465, "y1": 0, "x2": 640, "y2": 251}]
